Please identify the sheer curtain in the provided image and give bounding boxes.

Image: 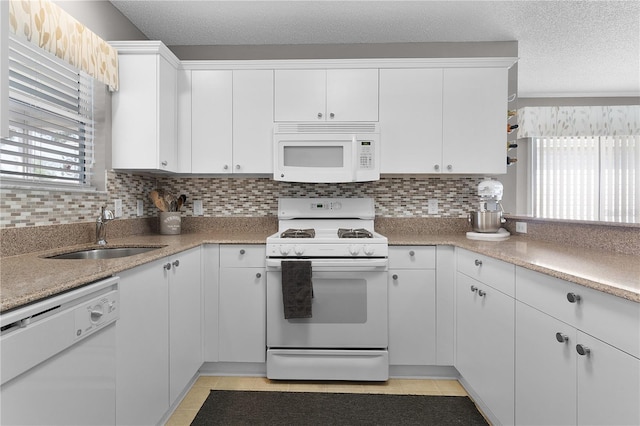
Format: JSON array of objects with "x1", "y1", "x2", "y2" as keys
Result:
[{"x1": 533, "y1": 136, "x2": 639, "y2": 223}]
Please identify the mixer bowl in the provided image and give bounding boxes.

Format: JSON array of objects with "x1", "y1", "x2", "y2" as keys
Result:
[{"x1": 468, "y1": 211, "x2": 504, "y2": 233}]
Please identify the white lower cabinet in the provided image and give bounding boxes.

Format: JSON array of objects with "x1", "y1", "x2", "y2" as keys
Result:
[
  {"x1": 388, "y1": 246, "x2": 436, "y2": 365},
  {"x1": 515, "y1": 267, "x2": 640, "y2": 426},
  {"x1": 116, "y1": 247, "x2": 201, "y2": 426},
  {"x1": 218, "y1": 245, "x2": 266, "y2": 363},
  {"x1": 169, "y1": 247, "x2": 202, "y2": 403},
  {"x1": 455, "y1": 248, "x2": 515, "y2": 426}
]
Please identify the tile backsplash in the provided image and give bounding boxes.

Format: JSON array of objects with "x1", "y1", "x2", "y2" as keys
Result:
[{"x1": 0, "y1": 172, "x2": 485, "y2": 228}]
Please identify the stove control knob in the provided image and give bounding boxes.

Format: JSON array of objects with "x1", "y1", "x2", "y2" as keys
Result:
[
  {"x1": 279, "y1": 245, "x2": 291, "y2": 256},
  {"x1": 349, "y1": 245, "x2": 361, "y2": 255},
  {"x1": 294, "y1": 245, "x2": 305, "y2": 256},
  {"x1": 363, "y1": 245, "x2": 375, "y2": 256}
]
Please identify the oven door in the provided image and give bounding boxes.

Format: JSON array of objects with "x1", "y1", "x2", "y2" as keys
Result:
[{"x1": 266, "y1": 260, "x2": 388, "y2": 349}]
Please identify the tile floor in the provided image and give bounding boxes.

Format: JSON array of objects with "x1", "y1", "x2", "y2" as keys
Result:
[{"x1": 165, "y1": 376, "x2": 469, "y2": 425}]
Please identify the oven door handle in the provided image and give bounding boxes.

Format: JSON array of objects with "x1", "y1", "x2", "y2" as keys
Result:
[{"x1": 266, "y1": 258, "x2": 388, "y2": 269}]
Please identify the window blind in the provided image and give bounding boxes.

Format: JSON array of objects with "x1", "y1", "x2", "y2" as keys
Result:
[
  {"x1": 1, "y1": 36, "x2": 94, "y2": 186},
  {"x1": 533, "y1": 136, "x2": 639, "y2": 223}
]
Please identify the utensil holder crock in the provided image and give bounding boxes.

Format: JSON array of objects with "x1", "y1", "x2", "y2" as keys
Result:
[{"x1": 159, "y1": 212, "x2": 181, "y2": 235}]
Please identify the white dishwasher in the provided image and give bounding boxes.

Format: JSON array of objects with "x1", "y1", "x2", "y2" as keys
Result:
[{"x1": 1, "y1": 276, "x2": 119, "y2": 426}]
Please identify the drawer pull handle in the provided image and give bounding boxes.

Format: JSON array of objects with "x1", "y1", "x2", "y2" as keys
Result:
[
  {"x1": 172, "y1": 260, "x2": 180, "y2": 268},
  {"x1": 477, "y1": 289, "x2": 486, "y2": 297},
  {"x1": 555, "y1": 332, "x2": 569, "y2": 343},
  {"x1": 474, "y1": 259, "x2": 483, "y2": 266},
  {"x1": 470, "y1": 285, "x2": 478, "y2": 292},
  {"x1": 256, "y1": 273, "x2": 262, "y2": 279},
  {"x1": 576, "y1": 344, "x2": 591, "y2": 356},
  {"x1": 392, "y1": 274, "x2": 398, "y2": 280},
  {"x1": 409, "y1": 250, "x2": 415, "y2": 257},
  {"x1": 240, "y1": 249, "x2": 246, "y2": 255},
  {"x1": 163, "y1": 262, "x2": 171, "y2": 271},
  {"x1": 566, "y1": 292, "x2": 581, "y2": 303}
]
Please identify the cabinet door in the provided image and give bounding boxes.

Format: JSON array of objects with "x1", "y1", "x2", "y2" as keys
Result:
[
  {"x1": 442, "y1": 68, "x2": 507, "y2": 174},
  {"x1": 577, "y1": 332, "x2": 640, "y2": 426},
  {"x1": 191, "y1": 70, "x2": 233, "y2": 173},
  {"x1": 379, "y1": 69, "x2": 443, "y2": 173},
  {"x1": 203, "y1": 245, "x2": 220, "y2": 362},
  {"x1": 176, "y1": 69, "x2": 192, "y2": 173},
  {"x1": 116, "y1": 259, "x2": 169, "y2": 426},
  {"x1": 515, "y1": 301, "x2": 576, "y2": 426},
  {"x1": 158, "y1": 55, "x2": 177, "y2": 172},
  {"x1": 456, "y1": 273, "x2": 514, "y2": 425},
  {"x1": 112, "y1": 54, "x2": 159, "y2": 170},
  {"x1": 218, "y1": 268, "x2": 266, "y2": 362},
  {"x1": 233, "y1": 70, "x2": 274, "y2": 173},
  {"x1": 274, "y1": 70, "x2": 326, "y2": 121},
  {"x1": 388, "y1": 269, "x2": 436, "y2": 365},
  {"x1": 326, "y1": 69, "x2": 379, "y2": 121},
  {"x1": 169, "y1": 247, "x2": 202, "y2": 404}
]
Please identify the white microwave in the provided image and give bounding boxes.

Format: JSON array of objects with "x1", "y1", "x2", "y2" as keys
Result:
[{"x1": 273, "y1": 123, "x2": 380, "y2": 183}]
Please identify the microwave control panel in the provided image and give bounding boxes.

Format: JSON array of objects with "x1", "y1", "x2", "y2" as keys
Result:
[{"x1": 358, "y1": 140, "x2": 374, "y2": 169}]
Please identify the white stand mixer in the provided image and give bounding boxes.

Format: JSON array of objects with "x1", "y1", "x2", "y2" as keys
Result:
[{"x1": 466, "y1": 180, "x2": 510, "y2": 241}]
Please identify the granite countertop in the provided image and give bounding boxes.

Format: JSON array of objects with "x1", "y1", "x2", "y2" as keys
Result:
[{"x1": 1, "y1": 230, "x2": 638, "y2": 313}]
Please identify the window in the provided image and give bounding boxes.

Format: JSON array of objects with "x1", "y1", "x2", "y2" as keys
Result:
[
  {"x1": 1, "y1": 35, "x2": 95, "y2": 187},
  {"x1": 532, "y1": 135, "x2": 639, "y2": 223}
]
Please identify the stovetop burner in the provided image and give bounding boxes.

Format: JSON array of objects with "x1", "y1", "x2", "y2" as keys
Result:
[
  {"x1": 280, "y1": 228, "x2": 316, "y2": 238},
  {"x1": 337, "y1": 228, "x2": 373, "y2": 239}
]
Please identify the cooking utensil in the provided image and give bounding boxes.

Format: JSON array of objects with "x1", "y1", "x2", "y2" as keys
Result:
[
  {"x1": 177, "y1": 194, "x2": 186, "y2": 211},
  {"x1": 150, "y1": 190, "x2": 167, "y2": 212}
]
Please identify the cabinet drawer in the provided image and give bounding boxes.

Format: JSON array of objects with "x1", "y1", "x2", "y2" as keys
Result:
[
  {"x1": 516, "y1": 266, "x2": 640, "y2": 359},
  {"x1": 388, "y1": 246, "x2": 435, "y2": 269},
  {"x1": 456, "y1": 248, "x2": 515, "y2": 296},
  {"x1": 220, "y1": 245, "x2": 265, "y2": 268}
]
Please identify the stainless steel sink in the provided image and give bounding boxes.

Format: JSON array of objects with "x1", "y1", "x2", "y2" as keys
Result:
[{"x1": 47, "y1": 246, "x2": 164, "y2": 260}]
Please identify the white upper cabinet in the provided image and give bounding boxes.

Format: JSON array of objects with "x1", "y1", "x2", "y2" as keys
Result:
[
  {"x1": 379, "y1": 66, "x2": 509, "y2": 174},
  {"x1": 442, "y1": 67, "x2": 508, "y2": 174},
  {"x1": 274, "y1": 69, "x2": 378, "y2": 121},
  {"x1": 191, "y1": 70, "x2": 233, "y2": 174},
  {"x1": 233, "y1": 70, "x2": 274, "y2": 174},
  {"x1": 379, "y1": 68, "x2": 443, "y2": 173},
  {"x1": 190, "y1": 69, "x2": 273, "y2": 174},
  {"x1": 111, "y1": 42, "x2": 179, "y2": 172}
]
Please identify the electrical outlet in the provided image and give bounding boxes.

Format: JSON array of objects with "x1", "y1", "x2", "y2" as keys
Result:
[
  {"x1": 428, "y1": 199, "x2": 439, "y2": 215},
  {"x1": 193, "y1": 200, "x2": 203, "y2": 216},
  {"x1": 516, "y1": 222, "x2": 528, "y2": 233},
  {"x1": 114, "y1": 199, "x2": 123, "y2": 217},
  {"x1": 136, "y1": 200, "x2": 143, "y2": 217}
]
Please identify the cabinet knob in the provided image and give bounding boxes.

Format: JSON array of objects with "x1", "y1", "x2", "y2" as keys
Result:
[
  {"x1": 409, "y1": 250, "x2": 415, "y2": 257},
  {"x1": 240, "y1": 249, "x2": 246, "y2": 255},
  {"x1": 474, "y1": 259, "x2": 483, "y2": 266},
  {"x1": 447, "y1": 164, "x2": 453, "y2": 171},
  {"x1": 329, "y1": 112, "x2": 335, "y2": 119},
  {"x1": 256, "y1": 272, "x2": 262, "y2": 279},
  {"x1": 555, "y1": 332, "x2": 569, "y2": 343},
  {"x1": 235, "y1": 164, "x2": 241, "y2": 170},
  {"x1": 392, "y1": 274, "x2": 398, "y2": 280},
  {"x1": 434, "y1": 164, "x2": 440, "y2": 171},
  {"x1": 566, "y1": 292, "x2": 581, "y2": 303},
  {"x1": 161, "y1": 161, "x2": 168, "y2": 166},
  {"x1": 317, "y1": 112, "x2": 323, "y2": 118},
  {"x1": 576, "y1": 344, "x2": 591, "y2": 356},
  {"x1": 478, "y1": 289, "x2": 486, "y2": 297},
  {"x1": 163, "y1": 262, "x2": 172, "y2": 270},
  {"x1": 470, "y1": 285, "x2": 478, "y2": 292},
  {"x1": 223, "y1": 165, "x2": 229, "y2": 170},
  {"x1": 172, "y1": 260, "x2": 180, "y2": 268}
]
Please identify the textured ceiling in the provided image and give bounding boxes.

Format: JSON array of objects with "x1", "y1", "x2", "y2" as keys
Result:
[{"x1": 109, "y1": 1, "x2": 640, "y2": 98}]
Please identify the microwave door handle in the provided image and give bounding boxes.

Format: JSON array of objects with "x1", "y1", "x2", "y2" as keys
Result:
[{"x1": 352, "y1": 135, "x2": 359, "y2": 181}]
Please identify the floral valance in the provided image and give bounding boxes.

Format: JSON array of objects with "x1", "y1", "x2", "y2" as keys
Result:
[
  {"x1": 517, "y1": 105, "x2": 640, "y2": 137},
  {"x1": 8, "y1": 0, "x2": 119, "y2": 91}
]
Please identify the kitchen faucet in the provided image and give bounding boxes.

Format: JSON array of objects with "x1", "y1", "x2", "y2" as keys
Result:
[{"x1": 96, "y1": 206, "x2": 115, "y2": 245}]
